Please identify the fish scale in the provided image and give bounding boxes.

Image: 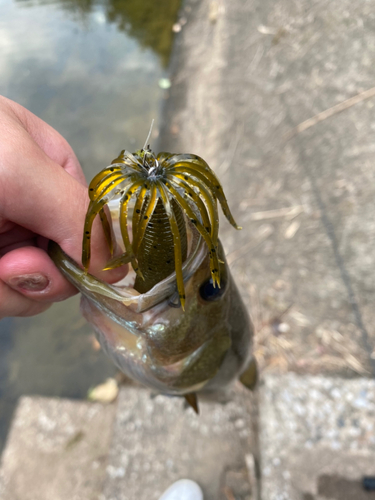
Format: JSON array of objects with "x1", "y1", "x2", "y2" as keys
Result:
[{"x1": 134, "y1": 198, "x2": 188, "y2": 293}]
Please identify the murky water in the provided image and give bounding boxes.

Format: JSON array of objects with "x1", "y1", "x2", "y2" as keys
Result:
[{"x1": 0, "y1": 0, "x2": 180, "y2": 452}]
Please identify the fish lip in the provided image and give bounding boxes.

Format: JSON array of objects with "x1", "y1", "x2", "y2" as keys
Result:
[{"x1": 48, "y1": 233, "x2": 207, "y2": 314}]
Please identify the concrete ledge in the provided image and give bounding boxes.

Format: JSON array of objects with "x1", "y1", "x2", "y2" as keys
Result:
[
  {"x1": 259, "y1": 374, "x2": 375, "y2": 500},
  {"x1": 101, "y1": 385, "x2": 255, "y2": 500},
  {"x1": 2, "y1": 376, "x2": 375, "y2": 500},
  {"x1": 0, "y1": 396, "x2": 116, "y2": 500},
  {"x1": 0, "y1": 386, "x2": 256, "y2": 500}
]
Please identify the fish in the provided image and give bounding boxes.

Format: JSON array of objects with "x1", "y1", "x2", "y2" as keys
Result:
[{"x1": 48, "y1": 135, "x2": 256, "y2": 412}]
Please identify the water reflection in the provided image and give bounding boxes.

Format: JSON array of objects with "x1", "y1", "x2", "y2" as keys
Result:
[
  {"x1": 0, "y1": 0, "x2": 179, "y2": 453},
  {"x1": 0, "y1": 320, "x2": 13, "y2": 452},
  {"x1": 0, "y1": 0, "x2": 172, "y2": 176},
  {"x1": 15, "y1": 0, "x2": 180, "y2": 67},
  {"x1": 105, "y1": 0, "x2": 180, "y2": 67},
  {"x1": 0, "y1": 300, "x2": 117, "y2": 451}
]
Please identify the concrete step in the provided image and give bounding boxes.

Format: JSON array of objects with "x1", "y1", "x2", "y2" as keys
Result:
[
  {"x1": 0, "y1": 385, "x2": 256, "y2": 500},
  {"x1": 100, "y1": 385, "x2": 255, "y2": 500},
  {"x1": 2, "y1": 375, "x2": 374, "y2": 500},
  {"x1": 0, "y1": 396, "x2": 116, "y2": 500},
  {"x1": 259, "y1": 374, "x2": 375, "y2": 500}
]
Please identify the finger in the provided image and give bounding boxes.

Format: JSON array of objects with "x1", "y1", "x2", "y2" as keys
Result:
[
  {"x1": 0, "y1": 225, "x2": 36, "y2": 255},
  {"x1": 0, "y1": 246, "x2": 78, "y2": 302},
  {"x1": 1, "y1": 96, "x2": 86, "y2": 185},
  {"x1": 0, "y1": 123, "x2": 127, "y2": 283},
  {"x1": 0, "y1": 279, "x2": 51, "y2": 319},
  {"x1": 0, "y1": 239, "x2": 36, "y2": 256}
]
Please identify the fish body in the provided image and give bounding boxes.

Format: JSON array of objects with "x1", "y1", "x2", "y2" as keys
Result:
[{"x1": 49, "y1": 144, "x2": 256, "y2": 404}]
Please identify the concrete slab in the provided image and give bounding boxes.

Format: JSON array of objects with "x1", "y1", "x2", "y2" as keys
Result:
[
  {"x1": 101, "y1": 385, "x2": 255, "y2": 500},
  {"x1": 159, "y1": 0, "x2": 375, "y2": 376},
  {"x1": 0, "y1": 396, "x2": 116, "y2": 500},
  {"x1": 259, "y1": 374, "x2": 375, "y2": 500}
]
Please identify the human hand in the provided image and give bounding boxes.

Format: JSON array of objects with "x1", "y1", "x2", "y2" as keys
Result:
[{"x1": 0, "y1": 96, "x2": 126, "y2": 319}]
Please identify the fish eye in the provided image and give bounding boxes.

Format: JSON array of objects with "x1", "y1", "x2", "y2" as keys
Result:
[{"x1": 199, "y1": 278, "x2": 226, "y2": 301}]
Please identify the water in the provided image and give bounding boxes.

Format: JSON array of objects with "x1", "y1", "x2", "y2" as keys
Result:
[{"x1": 0, "y1": 0, "x2": 180, "y2": 452}]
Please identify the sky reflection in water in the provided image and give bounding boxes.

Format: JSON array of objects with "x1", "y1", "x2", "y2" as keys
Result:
[{"x1": 0, "y1": 0, "x2": 179, "y2": 452}]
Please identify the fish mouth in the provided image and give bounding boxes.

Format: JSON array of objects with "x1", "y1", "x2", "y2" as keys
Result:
[
  {"x1": 48, "y1": 237, "x2": 211, "y2": 394},
  {"x1": 48, "y1": 238, "x2": 252, "y2": 396},
  {"x1": 48, "y1": 231, "x2": 206, "y2": 314}
]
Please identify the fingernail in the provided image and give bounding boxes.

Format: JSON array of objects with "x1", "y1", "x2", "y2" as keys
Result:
[{"x1": 8, "y1": 274, "x2": 49, "y2": 292}]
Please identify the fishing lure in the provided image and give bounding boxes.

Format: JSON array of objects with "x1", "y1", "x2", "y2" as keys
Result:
[
  {"x1": 81, "y1": 127, "x2": 240, "y2": 310},
  {"x1": 49, "y1": 130, "x2": 256, "y2": 413}
]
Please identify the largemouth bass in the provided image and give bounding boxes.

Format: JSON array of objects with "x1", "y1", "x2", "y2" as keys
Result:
[{"x1": 49, "y1": 140, "x2": 256, "y2": 411}]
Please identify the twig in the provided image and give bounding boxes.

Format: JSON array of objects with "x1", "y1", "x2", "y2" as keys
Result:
[
  {"x1": 249, "y1": 205, "x2": 303, "y2": 221},
  {"x1": 217, "y1": 121, "x2": 243, "y2": 175},
  {"x1": 285, "y1": 86, "x2": 375, "y2": 139},
  {"x1": 223, "y1": 486, "x2": 236, "y2": 500},
  {"x1": 248, "y1": 44, "x2": 264, "y2": 73},
  {"x1": 246, "y1": 454, "x2": 259, "y2": 500}
]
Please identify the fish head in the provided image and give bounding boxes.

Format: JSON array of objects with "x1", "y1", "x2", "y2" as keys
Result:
[{"x1": 48, "y1": 238, "x2": 252, "y2": 396}]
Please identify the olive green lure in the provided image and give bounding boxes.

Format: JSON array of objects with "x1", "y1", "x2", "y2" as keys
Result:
[{"x1": 82, "y1": 140, "x2": 241, "y2": 310}]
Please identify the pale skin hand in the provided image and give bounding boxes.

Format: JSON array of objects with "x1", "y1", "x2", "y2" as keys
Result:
[{"x1": 0, "y1": 96, "x2": 126, "y2": 319}]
